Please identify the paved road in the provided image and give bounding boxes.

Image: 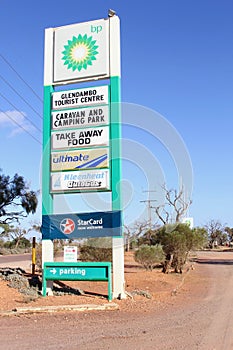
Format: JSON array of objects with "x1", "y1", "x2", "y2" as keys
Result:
[
  {"x1": 1, "y1": 250, "x2": 233, "y2": 349},
  {"x1": 0, "y1": 253, "x2": 31, "y2": 270}
]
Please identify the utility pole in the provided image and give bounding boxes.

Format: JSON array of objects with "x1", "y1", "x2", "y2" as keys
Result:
[{"x1": 140, "y1": 190, "x2": 157, "y2": 230}]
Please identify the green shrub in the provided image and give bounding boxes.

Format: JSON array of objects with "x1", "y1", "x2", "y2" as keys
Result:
[
  {"x1": 79, "y1": 237, "x2": 112, "y2": 262},
  {"x1": 155, "y1": 223, "x2": 207, "y2": 273},
  {"x1": 134, "y1": 244, "x2": 165, "y2": 271}
]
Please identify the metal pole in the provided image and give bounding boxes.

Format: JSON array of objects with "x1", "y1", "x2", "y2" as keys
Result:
[
  {"x1": 32, "y1": 237, "x2": 36, "y2": 275},
  {"x1": 140, "y1": 190, "x2": 157, "y2": 230}
]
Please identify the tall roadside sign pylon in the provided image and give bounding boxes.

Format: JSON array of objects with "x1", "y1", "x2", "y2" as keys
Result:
[
  {"x1": 109, "y1": 15, "x2": 126, "y2": 299},
  {"x1": 42, "y1": 12, "x2": 125, "y2": 298}
]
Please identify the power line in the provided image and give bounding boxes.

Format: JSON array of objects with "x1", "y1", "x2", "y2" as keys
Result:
[
  {"x1": 0, "y1": 108, "x2": 42, "y2": 145},
  {"x1": 0, "y1": 53, "x2": 43, "y2": 103},
  {"x1": 0, "y1": 73, "x2": 43, "y2": 120},
  {"x1": 0, "y1": 55, "x2": 43, "y2": 146},
  {"x1": 0, "y1": 91, "x2": 42, "y2": 133}
]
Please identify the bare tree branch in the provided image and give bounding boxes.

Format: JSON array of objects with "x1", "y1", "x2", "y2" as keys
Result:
[
  {"x1": 153, "y1": 184, "x2": 192, "y2": 225},
  {"x1": 124, "y1": 220, "x2": 149, "y2": 251},
  {"x1": 154, "y1": 204, "x2": 169, "y2": 225}
]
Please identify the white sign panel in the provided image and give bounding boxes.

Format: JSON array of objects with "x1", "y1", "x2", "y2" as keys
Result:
[
  {"x1": 52, "y1": 105, "x2": 109, "y2": 130},
  {"x1": 53, "y1": 19, "x2": 109, "y2": 83},
  {"x1": 51, "y1": 126, "x2": 109, "y2": 150},
  {"x1": 51, "y1": 148, "x2": 109, "y2": 171},
  {"x1": 51, "y1": 169, "x2": 110, "y2": 192},
  {"x1": 63, "y1": 246, "x2": 78, "y2": 262},
  {"x1": 52, "y1": 86, "x2": 108, "y2": 110}
]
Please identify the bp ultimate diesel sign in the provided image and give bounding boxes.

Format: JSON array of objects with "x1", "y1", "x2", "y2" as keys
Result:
[
  {"x1": 51, "y1": 148, "x2": 109, "y2": 171},
  {"x1": 41, "y1": 210, "x2": 122, "y2": 239}
]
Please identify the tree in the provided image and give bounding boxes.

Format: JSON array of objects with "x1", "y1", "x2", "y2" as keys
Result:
[
  {"x1": 124, "y1": 220, "x2": 149, "y2": 251},
  {"x1": 9, "y1": 237, "x2": 31, "y2": 249},
  {"x1": 9, "y1": 226, "x2": 27, "y2": 248},
  {"x1": 224, "y1": 227, "x2": 233, "y2": 244},
  {"x1": 0, "y1": 172, "x2": 38, "y2": 224},
  {"x1": 204, "y1": 220, "x2": 227, "y2": 248},
  {"x1": 153, "y1": 184, "x2": 192, "y2": 225},
  {"x1": 0, "y1": 224, "x2": 36, "y2": 249},
  {"x1": 154, "y1": 224, "x2": 207, "y2": 273}
]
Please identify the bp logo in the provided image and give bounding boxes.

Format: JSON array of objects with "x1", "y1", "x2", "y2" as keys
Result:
[
  {"x1": 62, "y1": 34, "x2": 99, "y2": 72},
  {"x1": 60, "y1": 218, "x2": 75, "y2": 234}
]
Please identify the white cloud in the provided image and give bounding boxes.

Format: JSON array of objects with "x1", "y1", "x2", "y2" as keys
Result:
[{"x1": 0, "y1": 110, "x2": 36, "y2": 137}]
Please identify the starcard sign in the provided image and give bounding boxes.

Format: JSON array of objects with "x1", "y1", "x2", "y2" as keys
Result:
[
  {"x1": 51, "y1": 126, "x2": 109, "y2": 150},
  {"x1": 51, "y1": 105, "x2": 109, "y2": 130},
  {"x1": 53, "y1": 18, "x2": 109, "y2": 84},
  {"x1": 41, "y1": 210, "x2": 122, "y2": 239},
  {"x1": 52, "y1": 86, "x2": 109, "y2": 110},
  {"x1": 51, "y1": 148, "x2": 109, "y2": 171},
  {"x1": 51, "y1": 169, "x2": 110, "y2": 192}
]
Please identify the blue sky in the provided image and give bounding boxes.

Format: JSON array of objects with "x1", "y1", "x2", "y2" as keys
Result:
[{"x1": 0, "y1": 0, "x2": 233, "y2": 229}]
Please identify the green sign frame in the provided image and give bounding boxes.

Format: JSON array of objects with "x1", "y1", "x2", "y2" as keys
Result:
[{"x1": 43, "y1": 261, "x2": 112, "y2": 300}]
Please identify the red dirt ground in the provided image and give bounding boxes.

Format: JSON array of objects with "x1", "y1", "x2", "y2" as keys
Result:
[{"x1": 0, "y1": 251, "x2": 192, "y2": 312}]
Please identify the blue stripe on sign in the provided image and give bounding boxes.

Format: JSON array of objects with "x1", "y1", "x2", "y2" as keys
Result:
[{"x1": 76, "y1": 154, "x2": 108, "y2": 169}]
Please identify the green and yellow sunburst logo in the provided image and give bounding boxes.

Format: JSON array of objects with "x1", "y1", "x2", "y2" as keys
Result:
[{"x1": 62, "y1": 34, "x2": 99, "y2": 72}]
